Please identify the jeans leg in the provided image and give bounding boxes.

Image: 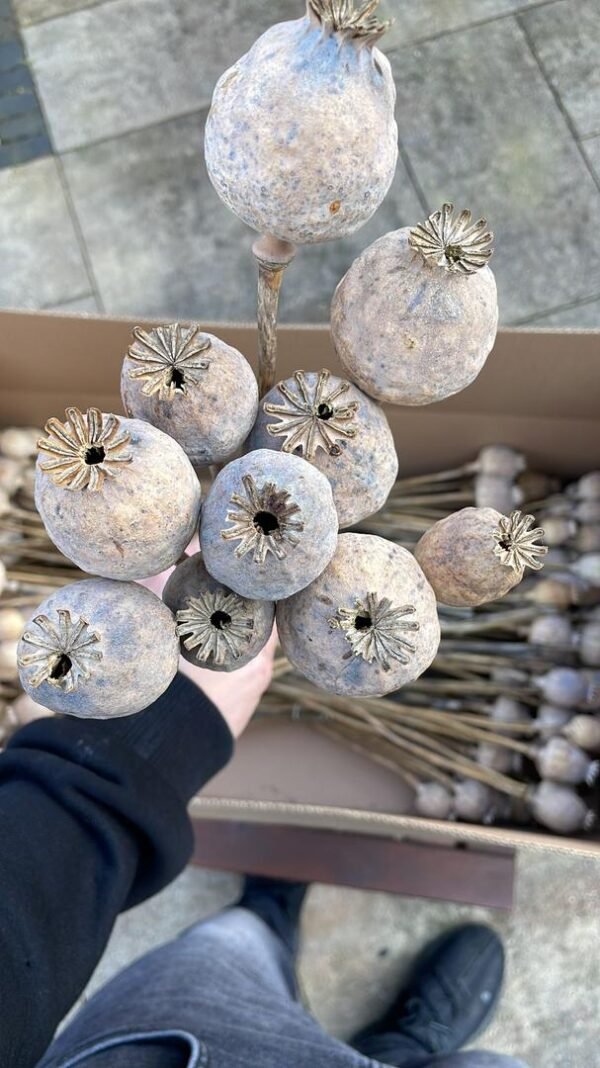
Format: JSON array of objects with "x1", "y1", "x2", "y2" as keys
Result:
[{"x1": 38, "y1": 907, "x2": 376, "y2": 1068}]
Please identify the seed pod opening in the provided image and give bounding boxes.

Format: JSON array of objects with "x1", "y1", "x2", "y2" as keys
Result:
[
  {"x1": 248, "y1": 369, "x2": 398, "y2": 527},
  {"x1": 200, "y1": 449, "x2": 338, "y2": 601},
  {"x1": 121, "y1": 324, "x2": 258, "y2": 467},
  {"x1": 205, "y1": 0, "x2": 398, "y2": 245},
  {"x1": 163, "y1": 552, "x2": 274, "y2": 672},
  {"x1": 331, "y1": 208, "x2": 498, "y2": 406},
  {"x1": 35, "y1": 407, "x2": 201, "y2": 580},
  {"x1": 277, "y1": 532, "x2": 440, "y2": 696},
  {"x1": 414, "y1": 507, "x2": 547, "y2": 607},
  {"x1": 17, "y1": 579, "x2": 179, "y2": 718}
]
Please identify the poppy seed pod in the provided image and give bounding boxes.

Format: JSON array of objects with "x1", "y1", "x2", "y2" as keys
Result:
[
  {"x1": 476, "y1": 742, "x2": 512, "y2": 774},
  {"x1": 574, "y1": 500, "x2": 600, "y2": 523},
  {"x1": 200, "y1": 449, "x2": 338, "y2": 601},
  {"x1": 248, "y1": 369, "x2": 398, "y2": 527},
  {"x1": 573, "y1": 553, "x2": 600, "y2": 585},
  {"x1": 574, "y1": 525, "x2": 600, "y2": 553},
  {"x1": 34, "y1": 407, "x2": 201, "y2": 580},
  {"x1": 163, "y1": 552, "x2": 274, "y2": 672},
  {"x1": 528, "y1": 614, "x2": 573, "y2": 649},
  {"x1": 121, "y1": 324, "x2": 258, "y2": 468},
  {"x1": 491, "y1": 696, "x2": 531, "y2": 723},
  {"x1": 533, "y1": 736, "x2": 599, "y2": 786},
  {"x1": 331, "y1": 206, "x2": 498, "y2": 406},
  {"x1": 0, "y1": 608, "x2": 25, "y2": 642},
  {"x1": 276, "y1": 533, "x2": 440, "y2": 697},
  {"x1": 453, "y1": 779, "x2": 499, "y2": 824},
  {"x1": 534, "y1": 704, "x2": 573, "y2": 738},
  {"x1": 534, "y1": 667, "x2": 588, "y2": 708},
  {"x1": 563, "y1": 714, "x2": 600, "y2": 754},
  {"x1": 17, "y1": 579, "x2": 179, "y2": 718},
  {"x1": 477, "y1": 445, "x2": 526, "y2": 479},
  {"x1": 474, "y1": 474, "x2": 517, "y2": 517},
  {"x1": 0, "y1": 427, "x2": 40, "y2": 459},
  {"x1": 580, "y1": 619, "x2": 600, "y2": 666},
  {"x1": 576, "y1": 472, "x2": 600, "y2": 500},
  {"x1": 528, "y1": 781, "x2": 595, "y2": 835},
  {"x1": 414, "y1": 508, "x2": 547, "y2": 607},
  {"x1": 205, "y1": 1, "x2": 398, "y2": 246},
  {"x1": 539, "y1": 515, "x2": 577, "y2": 547},
  {"x1": 414, "y1": 782, "x2": 453, "y2": 820}
]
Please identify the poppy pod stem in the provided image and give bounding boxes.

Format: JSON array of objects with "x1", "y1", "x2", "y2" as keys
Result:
[{"x1": 252, "y1": 234, "x2": 296, "y2": 397}]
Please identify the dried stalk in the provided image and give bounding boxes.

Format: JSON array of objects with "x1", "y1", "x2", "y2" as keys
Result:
[{"x1": 252, "y1": 234, "x2": 296, "y2": 397}]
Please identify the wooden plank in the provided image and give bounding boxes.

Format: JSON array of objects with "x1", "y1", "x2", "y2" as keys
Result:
[{"x1": 191, "y1": 819, "x2": 515, "y2": 910}]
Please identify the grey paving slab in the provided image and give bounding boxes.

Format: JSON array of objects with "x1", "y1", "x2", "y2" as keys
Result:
[
  {"x1": 14, "y1": 0, "x2": 102, "y2": 28},
  {"x1": 23, "y1": 0, "x2": 301, "y2": 152},
  {"x1": 380, "y1": 0, "x2": 552, "y2": 48},
  {"x1": 520, "y1": 0, "x2": 600, "y2": 139},
  {"x1": 389, "y1": 16, "x2": 600, "y2": 324},
  {"x1": 61, "y1": 110, "x2": 423, "y2": 324},
  {"x1": 77, "y1": 850, "x2": 600, "y2": 1068},
  {"x1": 0, "y1": 155, "x2": 91, "y2": 308}
]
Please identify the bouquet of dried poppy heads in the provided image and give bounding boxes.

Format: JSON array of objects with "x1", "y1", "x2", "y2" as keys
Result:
[{"x1": 14, "y1": 0, "x2": 547, "y2": 720}]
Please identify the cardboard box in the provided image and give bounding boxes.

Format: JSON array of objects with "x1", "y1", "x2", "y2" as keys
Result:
[{"x1": 2, "y1": 309, "x2": 599, "y2": 868}]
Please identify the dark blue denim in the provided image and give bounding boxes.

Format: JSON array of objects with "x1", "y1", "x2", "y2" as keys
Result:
[{"x1": 37, "y1": 908, "x2": 528, "y2": 1068}]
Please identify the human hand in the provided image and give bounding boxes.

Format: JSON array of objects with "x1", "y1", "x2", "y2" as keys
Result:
[{"x1": 138, "y1": 541, "x2": 277, "y2": 739}]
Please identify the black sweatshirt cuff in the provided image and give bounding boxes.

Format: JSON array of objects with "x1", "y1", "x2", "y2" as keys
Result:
[
  {"x1": 94, "y1": 672, "x2": 234, "y2": 801},
  {"x1": 9, "y1": 673, "x2": 234, "y2": 805}
]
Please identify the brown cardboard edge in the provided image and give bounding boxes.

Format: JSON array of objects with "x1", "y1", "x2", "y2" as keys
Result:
[{"x1": 189, "y1": 797, "x2": 598, "y2": 857}]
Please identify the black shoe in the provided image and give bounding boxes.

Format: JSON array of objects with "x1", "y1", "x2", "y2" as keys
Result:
[
  {"x1": 352, "y1": 924, "x2": 504, "y2": 1066},
  {"x1": 238, "y1": 875, "x2": 308, "y2": 957}
]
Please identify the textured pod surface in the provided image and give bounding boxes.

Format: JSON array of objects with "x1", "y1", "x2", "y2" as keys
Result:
[
  {"x1": 248, "y1": 369, "x2": 398, "y2": 527},
  {"x1": 17, "y1": 579, "x2": 179, "y2": 718},
  {"x1": 121, "y1": 326, "x2": 258, "y2": 467},
  {"x1": 414, "y1": 508, "x2": 527, "y2": 608},
  {"x1": 200, "y1": 449, "x2": 338, "y2": 601},
  {"x1": 35, "y1": 410, "x2": 201, "y2": 580},
  {"x1": 331, "y1": 227, "x2": 498, "y2": 405},
  {"x1": 163, "y1": 552, "x2": 274, "y2": 672},
  {"x1": 204, "y1": 12, "x2": 397, "y2": 244},
  {"x1": 277, "y1": 533, "x2": 440, "y2": 696}
]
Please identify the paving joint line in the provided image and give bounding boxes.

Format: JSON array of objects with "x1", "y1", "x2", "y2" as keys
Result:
[
  {"x1": 58, "y1": 104, "x2": 209, "y2": 157},
  {"x1": 396, "y1": 134, "x2": 430, "y2": 217},
  {"x1": 515, "y1": 12, "x2": 600, "y2": 198},
  {"x1": 388, "y1": 0, "x2": 565, "y2": 50},
  {"x1": 507, "y1": 291, "x2": 600, "y2": 326}
]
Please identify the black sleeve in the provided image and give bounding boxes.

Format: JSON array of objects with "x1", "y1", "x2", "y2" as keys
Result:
[{"x1": 0, "y1": 672, "x2": 233, "y2": 1068}]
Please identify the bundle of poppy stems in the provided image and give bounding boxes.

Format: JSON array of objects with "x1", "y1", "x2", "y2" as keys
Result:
[{"x1": 1, "y1": 430, "x2": 599, "y2": 836}]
